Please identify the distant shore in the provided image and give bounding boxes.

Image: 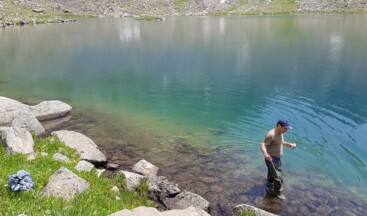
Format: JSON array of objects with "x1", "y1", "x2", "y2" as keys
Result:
[{"x1": 1, "y1": 0, "x2": 366, "y2": 29}]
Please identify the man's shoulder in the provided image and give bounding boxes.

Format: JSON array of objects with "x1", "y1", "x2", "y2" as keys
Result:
[{"x1": 266, "y1": 128, "x2": 276, "y2": 137}]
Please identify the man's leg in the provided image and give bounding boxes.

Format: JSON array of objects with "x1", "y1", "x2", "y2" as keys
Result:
[
  {"x1": 273, "y1": 162, "x2": 284, "y2": 194},
  {"x1": 265, "y1": 159, "x2": 276, "y2": 196}
]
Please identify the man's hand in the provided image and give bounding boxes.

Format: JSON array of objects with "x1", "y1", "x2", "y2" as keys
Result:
[
  {"x1": 265, "y1": 154, "x2": 272, "y2": 162},
  {"x1": 291, "y1": 143, "x2": 297, "y2": 149}
]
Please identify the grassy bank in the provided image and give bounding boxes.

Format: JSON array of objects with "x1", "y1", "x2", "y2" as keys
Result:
[{"x1": 0, "y1": 135, "x2": 154, "y2": 215}]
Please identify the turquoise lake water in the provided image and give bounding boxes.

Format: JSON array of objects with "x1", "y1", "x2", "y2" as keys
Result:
[{"x1": 1, "y1": 15, "x2": 367, "y2": 215}]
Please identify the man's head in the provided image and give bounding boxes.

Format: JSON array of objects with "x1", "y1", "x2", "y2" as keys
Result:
[{"x1": 276, "y1": 119, "x2": 292, "y2": 133}]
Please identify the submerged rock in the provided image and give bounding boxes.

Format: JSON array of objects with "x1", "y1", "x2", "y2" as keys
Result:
[
  {"x1": 132, "y1": 159, "x2": 159, "y2": 176},
  {"x1": 233, "y1": 204, "x2": 278, "y2": 216}
]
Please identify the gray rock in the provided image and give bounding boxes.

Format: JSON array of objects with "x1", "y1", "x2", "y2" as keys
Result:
[
  {"x1": 132, "y1": 159, "x2": 159, "y2": 176},
  {"x1": 109, "y1": 206, "x2": 161, "y2": 216},
  {"x1": 163, "y1": 190, "x2": 210, "y2": 212},
  {"x1": 33, "y1": 8, "x2": 44, "y2": 13},
  {"x1": 52, "y1": 130, "x2": 107, "y2": 165},
  {"x1": 40, "y1": 167, "x2": 89, "y2": 200},
  {"x1": 161, "y1": 206, "x2": 211, "y2": 216},
  {"x1": 109, "y1": 206, "x2": 210, "y2": 216},
  {"x1": 96, "y1": 168, "x2": 105, "y2": 178},
  {"x1": 119, "y1": 170, "x2": 147, "y2": 190},
  {"x1": 233, "y1": 204, "x2": 278, "y2": 216},
  {"x1": 52, "y1": 153, "x2": 71, "y2": 163},
  {"x1": 75, "y1": 160, "x2": 94, "y2": 172},
  {"x1": 11, "y1": 113, "x2": 45, "y2": 136},
  {"x1": 106, "y1": 163, "x2": 119, "y2": 170},
  {"x1": 29, "y1": 100, "x2": 72, "y2": 121},
  {"x1": 0, "y1": 127, "x2": 34, "y2": 154},
  {"x1": 148, "y1": 176, "x2": 180, "y2": 202},
  {"x1": 111, "y1": 186, "x2": 120, "y2": 192},
  {"x1": 0, "y1": 97, "x2": 72, "y2": 125}
]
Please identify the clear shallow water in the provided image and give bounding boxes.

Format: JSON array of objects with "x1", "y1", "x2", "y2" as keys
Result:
[{"x1": 1, "y1": 15, "x2": 367, "y2": 215}]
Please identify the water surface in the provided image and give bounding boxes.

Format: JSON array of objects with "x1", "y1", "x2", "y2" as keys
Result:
[{"x1": 1, "y1": 15, "x2": 367, "y2": 215}]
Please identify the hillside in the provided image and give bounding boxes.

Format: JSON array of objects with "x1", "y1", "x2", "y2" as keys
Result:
[{"x1": 1, "y1": 0, "x2": 366, "y2": 27}]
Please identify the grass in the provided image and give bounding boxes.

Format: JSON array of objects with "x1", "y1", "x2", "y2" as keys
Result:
[
  {"x1": 211, "y1": 0, "x2": 297, "y2": 16},
  {"x1": 174, "y1": 0, "x2": 191, "y2": 6},
  {"x1": 238, "y1": 210, "x2": 257, "y2": 216},
  {"x1": 0, "y1": 135, "x2": 154, "y2": 215}
]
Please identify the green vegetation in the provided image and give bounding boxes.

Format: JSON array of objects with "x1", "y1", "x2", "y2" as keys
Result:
[
  {"x1": 174, "y1": 0, "x2": 191, "y2": 6},
  {"x1": 0, "y1": 135, "x2": 154, "y2": 215},
  {"x1": 238, "y1": 210, "x2": 257, "y2": 216},
  {"x1": 211, "y1": 0, "x2": 297, "y2": 16}
]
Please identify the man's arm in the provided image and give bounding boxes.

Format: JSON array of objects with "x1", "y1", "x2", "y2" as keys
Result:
[
  {"x1": 282, "y1": 141, "x2": 296, "y2": 149},
  {"x1": 261, "y1": 142, "x2": 272, "y2": 162}
]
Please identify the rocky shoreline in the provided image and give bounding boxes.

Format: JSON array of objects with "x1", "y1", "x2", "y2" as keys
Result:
[
  {"x1": 0, "y1": 96, "x2": 276, "y2": 216},
  {"x1": 1, "y1": 0, "x2": 366, "y2": 29}
]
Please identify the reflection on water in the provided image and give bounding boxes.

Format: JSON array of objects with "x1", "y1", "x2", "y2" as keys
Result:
[{"x1": 1, "y1": 15, "x2": 367, "y2": 215}]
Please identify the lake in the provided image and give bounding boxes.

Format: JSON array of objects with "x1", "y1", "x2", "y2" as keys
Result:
[{"x1": 1, "y1": 14, "x2": 366, "y2": 215}]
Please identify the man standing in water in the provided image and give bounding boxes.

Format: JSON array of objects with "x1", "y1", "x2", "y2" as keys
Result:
[{"x1": 261, "y1": 119, "x2": 296, "y2": 200}]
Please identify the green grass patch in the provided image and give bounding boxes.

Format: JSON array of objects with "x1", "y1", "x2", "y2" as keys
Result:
[
  {"x1": 0, "y1": 135, "x2": 154, "y2": 215},
  {"x1": 174, "y1": 0, "x2": 191, "y2": 6},
  {"x1": 238, "y1": 210, "x2": 257, "y2": 216}
]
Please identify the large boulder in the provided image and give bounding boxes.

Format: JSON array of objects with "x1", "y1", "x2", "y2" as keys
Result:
[
  {"x1": 0, "y1": 127, "x2": 34, "y2": 154},
  {"x1": 51, "y1": 130, "x2": 107, "y2": 165},
  {"x1": 40, "y1": 167, "x2": 89, "y2": 200},
  {"x1": 148, "y1": 176, "x2": 180, "y2": 202},
  {"x1": 233, "y1": 204, "x2": 278, "y2": 216},
  {"x1": 11, "y1": 113, "x2": 45, "y2": 136},
  {"x1": 28, "y1": 100, "x2": 72, "y2": 121},
  {"x1": 109, "y1": 206, "x2": 210, "y2": 216},
  {"x1": 0, "y1": 96, "x2": 28, "y2": 125},
  {"x1": 119, "y1": 170, "x2": 147, "y2": 190},
  {"x1": 132, "y1": 159, "x2": 159, "y2": 177},
  {"x1": 163, "y1": 191, "x2": 210, "y2": 212},
  {"x1": 0, "y1": 96, "x2": 28, "y2": 113},
  {"x1": 0, "y1": 96, "x2": 72, "y2": 125}
]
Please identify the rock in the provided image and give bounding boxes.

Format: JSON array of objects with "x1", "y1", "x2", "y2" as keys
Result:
[
  {"x1": 132, "y1": 159, "x2": 159, "y2": 176},
  {"x1": 40, "y1": 167, "x2": 89, "y2": 200},
  {"x1": 233, "y1": 204, "x2": 278, "y2": 216},
  {"x1": 148, "y1": 176, "x2": 180, "y2": 202},
  {"x1": 11, "y1": 113, "x2": 45, "y2": 136},
  {"x1": 111, "y1": 186, "x2": 119, "y2": 192},
  {"x1": 33, "y1": 8, "x2": 44, "y2": 13},
  {"x1": 75, "y1": 160, "x2": 94, "y2": 172},
  {"x1": 119, "y1": 170, "x2": 147, "y2": 190},
  {"x1": 163, "y1": 190, "x2": 210, "y2": 212},
  {"x1": 52, "y1": 153, "x2": 71, "y2": 163},
  {"x1": 0, "y1": 127, "x2": 34, "y2": 154},
  {"x1": 52, "y1": 130, "x2": 107, "y2": 165},
  {"x1": 106, "y1": 163, "x2": 119, "y2": 170},
  {"x1": 96, "y1": 168, "x2": 105, "y2": 177},
  {"x1": 29, "y1": 100, "x2": 72, "y2": 121},
  {"x1": 109, "y1": 206, "x2": 210, "y2": 216},
  {"x1": 109, "y1": 206, "x2": 161, "y2": 216},
  {"x1": 161, "y1": 206, "x2": 211, "y2": 216},
  {"x1": 0, "y1": 97, "x2": 72, "y2": 125},
  {"x1": 27, "y1": 152, "x2": 37, "y2": 161}
]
